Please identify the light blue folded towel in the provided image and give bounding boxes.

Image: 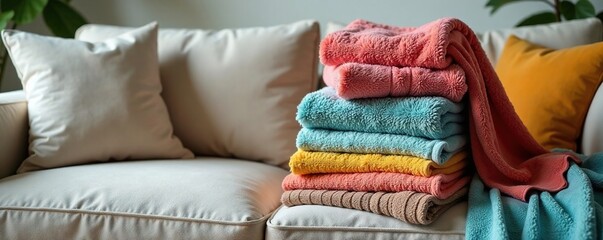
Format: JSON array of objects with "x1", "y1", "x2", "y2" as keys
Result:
[
  {"x1": 296, "y1": 128, "x2": 466, "y2": 164},
  {"x1": 297, "y1": 87, "x2": 465, "y2": 139},
  {"x1": 466, "y1": 150, "x2": 603, "y2": 240}
]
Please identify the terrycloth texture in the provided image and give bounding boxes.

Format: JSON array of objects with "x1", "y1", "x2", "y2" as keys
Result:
[
  {"x1": 289, "y1": 149, "x2": 467, "y2": 176},
  {"x1": 282, "y1": 171, "x2": 470, "y2": 199},
  {"x1": 466, "y1": 151, "x2": 603, "y2": 239},
  {"x1": 296, "y1": 128, "x2": 466, "y2": 164},
  {"x1": 281, "y1": 187, "x2": 468, "y2": 225},
  {"x1": 323, "y1": 63, "x2": 467, "y2": 102},
  {"x1": 320, "y1": 18, "x2": 577, "y2": 201},
  {"x1": 297, "y1": 87, "x2": 465, "y2": 139}
]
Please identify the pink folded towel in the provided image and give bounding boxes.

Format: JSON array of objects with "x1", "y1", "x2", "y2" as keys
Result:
[
  {"x1": 320, "y1": 18, "x2": 578, "y2": 201},
  {"x1": 282, "y1": 171, "x2": 470, "y2": 199},
  {"x1": 323, "y1": 63, "x2": 467, "y2": 102}
]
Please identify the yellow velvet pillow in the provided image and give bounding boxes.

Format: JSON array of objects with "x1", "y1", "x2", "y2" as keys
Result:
[{"x1": 496, "y1": 35, "x2": 603, "y2": 151}]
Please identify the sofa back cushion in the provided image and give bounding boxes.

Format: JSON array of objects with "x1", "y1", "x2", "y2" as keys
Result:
[
  {"x1": 479, "y1": 18, "x2": 603, "y2": 66},
  {"x1": 76, "y1": 21, "x2": 320, "y2": 167}
]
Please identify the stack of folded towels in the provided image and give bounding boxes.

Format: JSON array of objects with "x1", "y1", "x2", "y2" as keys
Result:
[{"x1": 280, "y1": 21, "x2": 473, "y2": 225}]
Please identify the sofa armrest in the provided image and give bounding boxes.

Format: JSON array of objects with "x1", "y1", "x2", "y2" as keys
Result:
[
  {"x1": 0, "y1": 90, "x2": 28, "y2": 179},
  {"x1": 582, "y1": 84, "x2": 603, "y2": 155}
]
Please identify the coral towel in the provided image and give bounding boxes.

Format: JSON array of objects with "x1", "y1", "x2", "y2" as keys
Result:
[
  {"x1": 323, "y1": 63, "x2": 467, "y2": 102},
  {"x1": 289, "y1": 150, "x2": 467, "y2": 176},
  {"x1": 321, "y1": 18, "x2": 577, "y2": 201},
  {"x1": 281, "y1": 188, "x2": 468, "y2": 225},
  {"x1": 282, "y1": 171, "x2": 470, "y2": 199}
]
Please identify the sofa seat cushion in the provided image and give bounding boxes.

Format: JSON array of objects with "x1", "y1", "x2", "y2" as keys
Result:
[
  {"x1": 266, "y1": 203, "x2": 467, "y2": 240},
  {"x1": 0, "y1": 158, "x2": 288, "y2": 240}
]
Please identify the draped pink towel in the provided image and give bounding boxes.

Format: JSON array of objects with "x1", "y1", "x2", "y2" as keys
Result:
[
  {"x1": 282, "y1": 171, "x2": 470, "y2": 199},
  {"x1": 320, "y1": 18, "x2": 578, "y2": 201},
  {"x1": 323, "y1": 63, "x2": 467, "y2": 102}
]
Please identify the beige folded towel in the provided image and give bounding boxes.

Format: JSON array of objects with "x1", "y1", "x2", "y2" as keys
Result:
[{"x1": 281, "y1": 187, "x2": 468, "y2": 225}]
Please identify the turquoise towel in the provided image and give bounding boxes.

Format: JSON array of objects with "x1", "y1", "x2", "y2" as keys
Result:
[
  {"x1": 466, "y1": 151, "x2": 603, "y2": 239},
  {"x1": 296, "y1": 128, "x2": 466, "y2": 164},
  {"x1": 297, "y1": 87, "x2": 465, "y2": 139}
]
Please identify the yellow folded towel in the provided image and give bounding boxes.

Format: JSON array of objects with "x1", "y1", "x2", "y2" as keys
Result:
[{"x1": 289, "y1": 150, "x2": 467, "y2": 176}]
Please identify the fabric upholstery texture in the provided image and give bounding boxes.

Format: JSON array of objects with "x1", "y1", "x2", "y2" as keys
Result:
[
  {"x1": 496, "y1": 35, "x2": 603, "y2": 151},
  {"x1": 0, "y1": 91, "x2": 27, "y2": 179},
  {"x1": 583, "y1": 85, "x2": 603, "y2": 155},
  {"x1": 2, "y1": 23, "x2": 193, "y2": 173},
  {"x1": 0, "y1": 158, "x2": 288, "y2": 240},
  {"x1": 479, "y1": 18, "x2": 603, "y2": 66},
  {"x1": 76, "y1": 20, "x2": 320, "y2": 168},
  {"x1": 266, "y1": 203, "x2": 466, "y2": 240}
]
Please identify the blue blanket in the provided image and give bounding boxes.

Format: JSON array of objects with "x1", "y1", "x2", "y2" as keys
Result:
[
  {"x1": 296, "y1": 87, "x2": 465, "y2": 139},
  {"x1": 296, "y1": 128, "x2": 466, "y2": 164},
  {"x1": 467, "y1": 151, "x2": 603, "y2": 239}
]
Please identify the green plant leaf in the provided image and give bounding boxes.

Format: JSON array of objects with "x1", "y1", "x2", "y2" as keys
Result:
[
  {"x1": 597, "y1": 11, "x2": 603, "y2": 24},
  {"x1": 0, "y1": 11, "x2": 14, "y2": 30},
  {"x1": 575, "y1": 0, "x2": 596, "y2": 18},
  {"x1": 42, "y1": 0, "x2": 87, "y2": 38},
  {"x1": 485, "y1": 0, "x2": 525, "y2": 14},
  {"x1": 0, "y1": 0, "x2": 48, "y2": 25},
  {"x1": 516, "y1": 11, "x2": 557, "y2": 27},
  {"x1": 560, "y1": 1, "x2": 576, "y2": 20}
]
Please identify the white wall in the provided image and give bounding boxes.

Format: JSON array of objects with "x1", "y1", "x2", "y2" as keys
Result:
[{"x1": 2, "y1": 0, "x2": 602, "y2": 91}]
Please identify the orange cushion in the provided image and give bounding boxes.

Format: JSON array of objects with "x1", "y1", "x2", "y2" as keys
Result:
[{"x1": 496, "y1": 35, "x2": 603, "y2": 151}]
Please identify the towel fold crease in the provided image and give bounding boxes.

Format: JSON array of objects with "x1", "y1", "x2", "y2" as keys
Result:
[
  {"x1": 323, "y1": 63, "x2": 467, "y2": 102},
  {"x1": 297, "y1": 87, "x2": 465, "y2": 139},
  {"x1": 282, "y1": 188, "x2": 468, "y2": 225},
  {"x1": 283, "y1": 171, "x2": 470, "y2": 199},
  {"x1": 297, "y1": 128, "x2": 466, "y2": 164},
  {"x1": 289, "y1": 149, "x2": 467, "y2": 176}
]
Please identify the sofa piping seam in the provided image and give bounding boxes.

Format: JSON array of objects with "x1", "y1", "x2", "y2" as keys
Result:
[
  {"x1": 265, "y1": 222, "x2": 465, "y2": 235},
  {"x1": 1, "y1": 207, "x2": 272, "y2": 226},
  {"x1": 265, "y1": 205, "x2": 465, "y2": 235}
]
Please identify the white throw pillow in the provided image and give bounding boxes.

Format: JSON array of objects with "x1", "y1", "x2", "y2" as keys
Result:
[
  {"x1": 2, "y1": 22, "x2": 194, "y2": 173},
  {"x1": 76, "y1": 21, "x2": 320, "y2": 168}
]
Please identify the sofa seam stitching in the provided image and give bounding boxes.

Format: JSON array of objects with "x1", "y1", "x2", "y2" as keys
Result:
[
  {"x1": 265, "y1": 223, "x2": 466, "y2": 235},
  {"x1": 1, "y1": 206, "x2": 272, "y2": 226},
  {"x1": 265, "y1": 205, "x2": 465, "y2": 235}
]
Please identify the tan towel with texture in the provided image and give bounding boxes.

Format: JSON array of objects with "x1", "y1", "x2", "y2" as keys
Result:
[{"x1": 281, "y1": 187, "x2": 468, "y2": 225}]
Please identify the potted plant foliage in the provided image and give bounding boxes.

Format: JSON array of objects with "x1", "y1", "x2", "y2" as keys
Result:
[
  {"x1": 0, "y1": 0, "x2": 87, "y2": 90},
  {"x1": 486, "y1": 0, "x2": 603, "y2": 26}
]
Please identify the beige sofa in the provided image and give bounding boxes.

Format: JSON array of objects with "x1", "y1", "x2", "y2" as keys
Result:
[{"x1": 0, "y1": 18, "x2": 601, "y2": 239}]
